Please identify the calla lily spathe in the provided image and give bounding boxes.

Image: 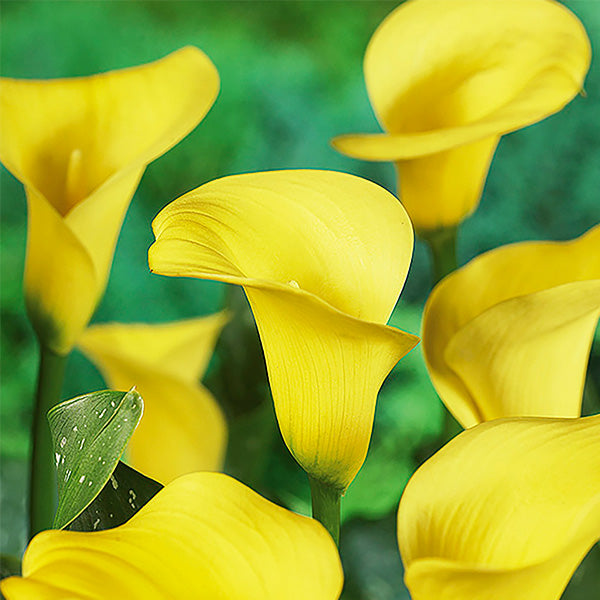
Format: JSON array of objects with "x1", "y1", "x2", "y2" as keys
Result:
[
  {"x1": 149, "y1": 170, "x2": 419, "y2": 491},
  {"x1": 78, "y1": 314, "x2": 228, "y2": 484},
  {"x1": 0, "y1": 47, "x2": 219, "y2": 354},
  {"x1": 332, "y1": 0, "x2": 590, "y2": 233},
  {"x1": 0, "y1": 472, "x2": 343, "y2": 600},
  {"x1": 397, "y1": 415, "x2": 600, "y2": 600},
  {"x1": 422, "y1": 225, "x2": 600, "y2": 428}
]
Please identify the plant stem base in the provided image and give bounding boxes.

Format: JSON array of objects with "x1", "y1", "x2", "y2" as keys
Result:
[
  {"x1": 421, "y1": 225, "x2": 459, "y2": 287},
  {"x1": 308, "y1": 476, "x2": 342, "y2": 547},
  {"x1": 29, "y1": 345, "x2": 68, "y2": 539}
]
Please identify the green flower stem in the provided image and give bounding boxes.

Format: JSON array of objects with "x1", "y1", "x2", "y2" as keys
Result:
[
  {"x1": 421, "y1": 225, "x2": 459, "y2": 287},
  {"x1": 308, "y1": 476, "x2": 342, "y2": 547},
  {"x1": 421, "y1": 226, "x2": 461, "y2": 444},
  {"x1": 29, "y1": 344, "x2": 68, "y2": 539}
]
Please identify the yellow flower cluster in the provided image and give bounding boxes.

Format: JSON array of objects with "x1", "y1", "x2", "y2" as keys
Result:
[{"x1": 1, "y1": 1, "x2": 599, "y2": 599}]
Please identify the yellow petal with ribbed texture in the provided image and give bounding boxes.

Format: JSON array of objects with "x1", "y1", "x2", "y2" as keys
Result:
[
  {"x1": 1, "y1": 472, "x2": 343, "y2": 600},
  {"x1": 78, "y1": 315, "x2": 228, "y2": 484},
  {"x1": 149, "y1": 170, "x2": 419, "y2": 490},
  {"x1": 0, "y1": 46, "x2": 219, "y2": 353},
  {"x1": 332, "y1": 0, "x2": 590, "y2": 231},
  {"x1": 397, "y1": 415, "x2": 600, "y2": 600},
  {"x1": 423, "y1": 225, "x2": 600, "y2": 427}
]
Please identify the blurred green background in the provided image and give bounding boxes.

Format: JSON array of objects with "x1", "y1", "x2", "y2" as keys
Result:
[{"x1": 1, "y1": 1, "x2": 599, "y2": 598}]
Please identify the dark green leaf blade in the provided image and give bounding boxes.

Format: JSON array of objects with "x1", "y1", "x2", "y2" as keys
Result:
[
  {"x1": 48, "y1": 388, "x2": 143, "y2": 529},
  {"x1": 66, "y1": 460, "x2": 162, "y2": 532}
]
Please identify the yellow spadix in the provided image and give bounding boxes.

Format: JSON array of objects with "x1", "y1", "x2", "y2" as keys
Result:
[{"x1": 0, "y1": 47, "x2": 219, "y2": 353}]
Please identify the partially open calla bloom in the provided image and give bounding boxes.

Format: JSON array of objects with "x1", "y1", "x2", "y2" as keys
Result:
[
  {"x1": 1, "y1": 472, "x2": 343, "y2": 600},
  {"x1": 332, "y1": 0, "x2": 590, "y2": 233},
  {"x1": 397, "y1": 415, "x2": 600, "y2": 600},
  {"x1": 422, "y1": 225, "x2": 600, "y2": 428},
  {"x1": 149, "y1": 170, "x2": 419, "y2": 490},
  {"x1": 0, "y1": 47, "x2": 219, "y2": 354},
  {"x1": 78, "y1": 314, "x2": 228, "y2": 484}
]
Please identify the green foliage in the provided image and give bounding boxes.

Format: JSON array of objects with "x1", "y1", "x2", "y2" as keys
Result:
[
  {"x1": 66, "y1": 461, "x2": 162, "y2": 533},
  {"x1": 0, "y1": 1, "x2": 599, "y2": 597},
  {"x1": 49, "y1": 389, "x2": 143, "y2": 529}
]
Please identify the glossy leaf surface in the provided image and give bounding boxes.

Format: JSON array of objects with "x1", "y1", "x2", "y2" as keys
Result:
[
  {"x1": 48, "y1": 389, "x2": 142, "y2": 529},
  {"x1": 66, "y1": 461, "x2": 162, "y2": 532}
]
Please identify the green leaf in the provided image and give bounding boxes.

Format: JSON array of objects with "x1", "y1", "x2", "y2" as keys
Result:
[
  {"x1": 48, "y1": 388, "x2": 143, "y2": 529},
  {"x1": 66, "y1": 460, "x2": 162, "y2": 532}
]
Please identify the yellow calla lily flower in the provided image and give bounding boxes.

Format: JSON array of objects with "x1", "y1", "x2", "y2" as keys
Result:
[
  {"x1": 397, "y1": 415, "x2": 600, "y2": 600},
  {"x1": 78, "y1": 314, "x2": 228, "y2": 484},
  {"x1": 0, "y1": 46, "x2": 219, "y2": 354},
  {"x1": 422, "y1": 225, "x2": 600, "y2": 428},
  {"x1": 1, "y1": 472, "x2": 343, "y2": 600},
  {"x1": 149, "y1": 170, "x2": 419, "y2": 491},
  {"x1": 332, "y1": 0, "x2": 591, "y2": 233}
]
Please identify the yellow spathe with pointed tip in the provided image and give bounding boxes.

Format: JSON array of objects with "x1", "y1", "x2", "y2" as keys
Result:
[
  {"x1": 422, "y1": 225, "x2": 600, "y2": 428},
  {"x1": 332, "y1": 0, "x2": 590, "y2": 232},
  {"x1": 397, "y1": 415, "x2": 600, "y2": 600},
  {"x1": 149, "y1": 170, "x2": 419, "y2": 490},
  {"x1": 0, "y1": 472, "x2": 344, "y2": 600},
  {"x1": 78, "y1": 314, "x2": 228, "y2": 484},
  {"x1": 0, "y1": 47, "x2": 219, "y2": 354}
]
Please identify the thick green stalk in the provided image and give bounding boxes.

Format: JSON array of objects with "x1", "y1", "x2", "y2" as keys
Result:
[
  {"x1": 308, "y1": 476, "x2": 342, "y2": 546},
  {"x1": 421, "y1": 225, "x2": 459, "y2": 287},
  {"x1": 29, "y1": 345, "x2": 68, "y2": 539},
  {"x1": 421, "y1": 226, "x2": 461, "y2": 444}
]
